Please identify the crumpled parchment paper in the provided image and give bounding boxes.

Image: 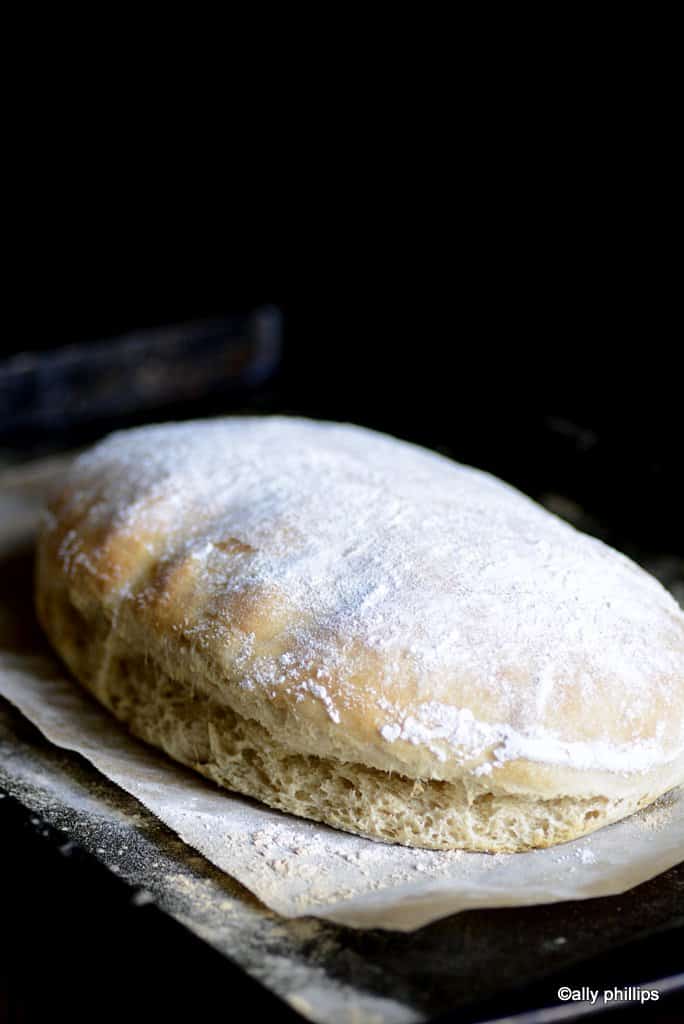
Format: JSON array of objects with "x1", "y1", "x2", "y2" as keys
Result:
[{"x1": 0, "y1": 456, "x2": 682, "y2": 932}]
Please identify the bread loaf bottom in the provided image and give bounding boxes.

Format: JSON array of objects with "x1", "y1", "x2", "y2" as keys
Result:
[{"x1": 61, "y1": 644, "x2": 656, "y2": 853}]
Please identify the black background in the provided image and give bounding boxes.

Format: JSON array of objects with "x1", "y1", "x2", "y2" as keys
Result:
[{"x1": 4, "y1": 182, "x2": 681, "y2": 554}]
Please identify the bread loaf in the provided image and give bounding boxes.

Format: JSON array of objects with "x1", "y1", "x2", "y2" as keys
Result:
[{"x1": 35, "y1": 417, "x2": 684, "y2": 851}]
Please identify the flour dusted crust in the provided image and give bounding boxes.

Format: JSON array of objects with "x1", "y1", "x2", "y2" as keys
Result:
[{"x1": 35, "y1": 417, "x2": 684, "y2": 851}]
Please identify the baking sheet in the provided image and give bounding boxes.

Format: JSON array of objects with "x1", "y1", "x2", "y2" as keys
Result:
[{"x1": 1, "y1": 456, "x2": 682, "y2": 933}]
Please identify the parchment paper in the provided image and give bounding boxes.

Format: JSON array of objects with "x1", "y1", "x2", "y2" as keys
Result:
[{"x1": 1, "y1": 456, "x2": 682, "y2": 932}]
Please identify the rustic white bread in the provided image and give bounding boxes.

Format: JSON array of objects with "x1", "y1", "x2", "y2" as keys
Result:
[{"x1": 35, "y1": 417, "x2": 684, "y2": 851}]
